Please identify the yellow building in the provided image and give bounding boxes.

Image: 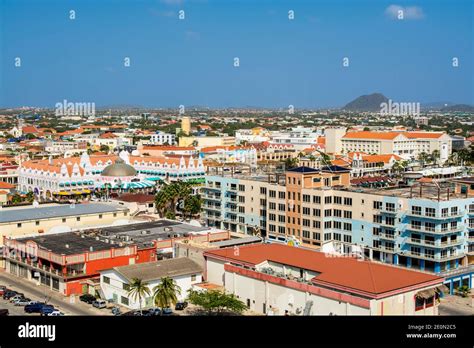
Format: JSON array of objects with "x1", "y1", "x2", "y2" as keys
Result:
[
  {"x1": 179, "y1": 136, "x2": 236, "y2": 148},
  {"x1": 181, "y1": 116, "x2": 191, "y2": 135}
]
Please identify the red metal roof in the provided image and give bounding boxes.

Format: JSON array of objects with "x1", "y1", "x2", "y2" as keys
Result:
[{"x1": 205, "y1": 243, "x2": 442, "y2": 296}]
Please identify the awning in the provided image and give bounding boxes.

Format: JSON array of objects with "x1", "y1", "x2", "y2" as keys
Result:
[
  {"x1": 415, "y1": 289, "x2": 436, "y2": 299},
  {"x1": 435, "y1": 284, "x2": 450, "y2": 294}
]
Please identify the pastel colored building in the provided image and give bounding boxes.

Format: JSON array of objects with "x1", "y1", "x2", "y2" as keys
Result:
[{"x1": 204, "y1": 243, "x2": 444, "y2": 315}]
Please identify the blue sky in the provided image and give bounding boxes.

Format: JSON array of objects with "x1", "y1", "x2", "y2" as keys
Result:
[{"x1": 0, "y1": 0, "x2": 473, "y2": 108}]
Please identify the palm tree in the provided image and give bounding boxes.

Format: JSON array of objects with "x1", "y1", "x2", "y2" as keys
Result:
[
  {"x1": 417, "y1": 152, "x2": 429, "y2": 168},
  {"x1": 127, "y1": 278, "x2": 151, "y2": 314},
  {"x1": 152, "y1": 277, "x2": 181, "y2": 309},
  {"x1": 431, "y1": 150, "x2": 440, "y2": 166}
]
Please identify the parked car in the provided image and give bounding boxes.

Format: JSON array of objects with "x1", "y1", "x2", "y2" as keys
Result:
[
  {"x1": 40, "y1": 305, "x2": 56, "y2": 316},
  {"x1": 3, "y1": 291, "x2": 17, "y2": 300},
  {"x1": 24, "y1": 303, "x2": 46, "y2": 313},
  {"x1": 10, "y1": 295, "x2": 25, "y2": 303},
  {"x1": 175, "y1": 302, "x2": 188, "y2": 310},
  {"x1": 148, "y1": 307, "x2": 162, "y2": 316},
  {"x1": 0, "y1": 309, "x2": 9, "y2": 316},
  {"x1": 13, "y1": 298, "x2": 31, "y2": 306},
  {"x1": 79, "y1": 294, "x2": 96, "y2": 304},
  {"x1": 111, "y1": 306, "x2": 121, "y2": 316},
  {"x1": 0, "y1": 286, "x2": 7, "y2": 296},
  {"x1": 162, "y1": 307, "x2": 173, "y2": 315},
  {"x1": 92, "y1": 300, "x2": 107, "y2": 309},
  {"x1": 47, "y1": 310, "x2": 64, "y2": 316}
]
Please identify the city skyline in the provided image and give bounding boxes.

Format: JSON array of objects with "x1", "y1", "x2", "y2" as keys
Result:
[{"x1": 1, "y1": 0, "x2": 473, "y2": 109}]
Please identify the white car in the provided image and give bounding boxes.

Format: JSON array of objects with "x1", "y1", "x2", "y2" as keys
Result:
[
  {"x1": 47, "y1": 310, "x2": 64, "y2": 316},
  {"x1": 14, "y1": 299, "x2": 31, "y2": 306}
]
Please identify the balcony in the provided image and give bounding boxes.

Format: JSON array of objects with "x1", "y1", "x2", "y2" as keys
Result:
[
  {"x1": 380, "y1": 208, "x2": 397, "y2": 215},
  {"x1": 406, "y1": 211, "x2": 464, "y2": 220},
  {"x1": 379, "y1": 233, "x2": 397, "y2": 240},
  {"x1": 203, "y1": 194, "x2": 222, "y2": 201},
  {"x1": 379, "y1": 245, "x2": 396, "y2": 253},
  {"x1": 403, "y1": 250, "x2": 463, "y2": 261},
  {"x1": 406, "y1": 238, "x2": 462, "y2": 248},
  {"x1": 405, "y1": 225, "x2": 463, "y2": 235}
]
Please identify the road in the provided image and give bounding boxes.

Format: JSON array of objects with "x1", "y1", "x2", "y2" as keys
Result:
[{"x1": 0, "y1": 272, "x2": 108, "y2": 316}]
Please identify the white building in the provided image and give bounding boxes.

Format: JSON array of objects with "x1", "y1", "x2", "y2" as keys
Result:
[
  {"x1": 204, "y1": 244, "x2": 444, "y2": 316},
  {"x1": 150, "y1": 131, "x2": 176, "y2": 145},
  {"x1": 100, "y1": 258, "x2": 203, "y2": 309},
  {"x1": 336, "y1": 131, "x2": 452, "y2": 162}
]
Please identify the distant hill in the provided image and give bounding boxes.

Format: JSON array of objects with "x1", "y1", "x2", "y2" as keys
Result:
[
  {"x1": 440, "y1": 104, "x2": 474, "y2": 113},
  {"x1": 342, "y1": 93, "x2": 389, "y2": 112}
]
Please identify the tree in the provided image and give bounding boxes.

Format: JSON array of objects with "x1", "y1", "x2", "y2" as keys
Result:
[
  {"x1": 127, "y1": 278, "x2": 151, "y2": 315},
  {"x1": 283, "y1": 157, "x2": 298, "y2": 170},
  {"x1": 99, "y1": 144, "x2": 110, "y2": 153},
  {"x1": 183, "y1": 195, "x2": 202, "y2": 219},
  {"x1": 391, "y1": 160, "x2": 408, "y2": 176},
  {"x1": 187, "y1": 289, "x2": 247, "y2": 315},
  {"x1": 417, "y1": 152, "x2": 429, "y2": 168},
  {"x1": 431, "y1": 150, "x2": 440, "y2": 166},
  {"x1": 152, "y1": 277, "x2": 181, "y2": 309}
]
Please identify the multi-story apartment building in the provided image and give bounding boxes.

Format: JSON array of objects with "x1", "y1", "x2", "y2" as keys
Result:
[
  {"x1": 149, "y1": 131, "x2": 176, "y2": 145},
  {"x1": 202, "y1": 168, "x2": 474, "y2": 293}
]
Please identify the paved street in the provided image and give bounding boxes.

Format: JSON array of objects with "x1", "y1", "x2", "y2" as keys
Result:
[
  {"x1": 0, "y1": 271, "x2": 111, "y2": 316},
  {"x1": 439, "y1": 295, "x2": 474, "y2": 316}
]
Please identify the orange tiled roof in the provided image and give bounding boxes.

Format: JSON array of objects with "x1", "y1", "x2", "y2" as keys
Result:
[
  {"x1": 405, "y1": 132, "x2": 444, "y2": 139},
  {"x1": 342, "y1": 131, "x2": 403, "y2": 140}
]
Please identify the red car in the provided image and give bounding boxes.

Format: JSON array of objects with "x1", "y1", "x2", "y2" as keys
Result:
[{"x1": 0, "y1": 286, "x2": 7, "y2": 296}]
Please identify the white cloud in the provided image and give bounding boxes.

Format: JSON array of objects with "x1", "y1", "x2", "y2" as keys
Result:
[{"x1": 385, "y1": 5, "x2": 425, "y2": 20}]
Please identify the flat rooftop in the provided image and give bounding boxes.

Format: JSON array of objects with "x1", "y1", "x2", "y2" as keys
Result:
[
  {"x1": 16, "y1": 231, "x2": 117, "y2": 255},
  {"x1": 0, "y1": 203, "x2": 127, "y2": 224},
  {"x1": 82, "y1": 220, "x2": 217, "y2": 249},
  {"x1": 344, "y1": 182, "x2": 463, "y2": 201}
]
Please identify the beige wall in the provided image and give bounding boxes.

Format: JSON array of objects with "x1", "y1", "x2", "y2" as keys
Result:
[{"x1": 0, "y1": 210, "x2": 130, "y2": 246}]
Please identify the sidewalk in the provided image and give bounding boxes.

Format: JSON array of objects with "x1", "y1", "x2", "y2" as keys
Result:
[{"x1": 0, "y1": 270, "x2": 111, "y2": 316}]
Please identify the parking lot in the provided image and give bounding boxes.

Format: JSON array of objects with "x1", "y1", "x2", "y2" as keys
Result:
[{"x1": 0, "y1": 271, "x2": 112, "y2": 316}]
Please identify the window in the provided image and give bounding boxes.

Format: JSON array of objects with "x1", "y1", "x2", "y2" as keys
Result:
[
  {"x1": 343, "y1": 211, "x2": 352, "y2": 219},
  {"x1": 303, "y1": 194, "x2": 310, "y2": 203},
  {"x1": 269, "y1": 190, "x2": 276, "y2": 198},
  {"x1": 35, "y1": 221, "x2": 40, "y2": 226},
  {"x1": 334, "y1": 196, "x2": 342, "y2": 204},
  {"x1": 313, "y1": 196, "x2": 321, "y2": 204},
  {"x1": 373, "y1": 215, "x2": 382, "y2": 223},
  {"x1": 373, "y1": 201, "x2": 382, "y2": 209},
  {"x1": 302, "y1": 230, "x2": 310, "y2": 239},
  {"x1": 324, "y1": 233, "x2": 332, "y2": 241},
  {"x1": 313, "y1": 209, "x2": 321, "y2": 217},
  {"x1": 99, "y1": 214, "x2": 103, "y2": 219},
  {"x1": 411, "y1": 220, "x2": 422, "y2": 230},
  {"x1": 324, "y1": 209, "x2": 332, "y2": 217},
  {"x1": 344, "y1": 197, "x2": 352, "y2": 206},
  {"x1": 333, "y1": 233, "x2": 341, "y2": 241},
  {"x1": 121, "y1": 296, "x2": 129, "y2": 306},
  {"x1": 103, "y1": 276, "x2": 110, "y2": 284},
  {"x1": 278, "y1": 192, "x2": 285, "y2": 199},
  {"x1": 324, "y1": 221, "x2": 332, "y2": 229},
  {"x1": 191, "y1": 274, "x2": 197, "y2": 281},
  {"x1": 343, "y1": 223, "x2": 352, "y2": 231},
  {"x1": 76, "y1": 217, "x2": 81, "y2": 221},
  {"x1": 333, "y1": 221, "x2": 342, "y2": 229},
  {"x1": 123, "y1": 283, "x2": 130, "y2": 291},
  {"x1": 312, "y1": 232, "x2": 321, "y2": 240},
  {"x1": 425, "y1": 207, "x2": 436, "y2": 217},
  {"x1": 385, "y1": 217, "x2": 395, "y2": 226},
  {"x1": 269, "y1": 202, "x2": 276, "y2": 210},
  {"x1": 17, "y1": 223, "x2": 21, "y2": 228},
  {"x1": 343, "y1": 235, "x2": 352, "y2": 243},
  {"x1": 333, "y1": 209, "x2": 342, "y2": 217},
  {"x1": 411, "y1": 206, "x2": 422, "y2": 215},
  {"x1": 62, "y1": 218, "x2": 66, "y2": 223},
  {"x1": 303, "y1": 207, "x2": 310, "y2": 215},
  {"x1": 238, "y1": 184, "x2": 245, "y2": 192},
  {"x1": 325, "y1": 196, "x2": 332, "y2": 204}
]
